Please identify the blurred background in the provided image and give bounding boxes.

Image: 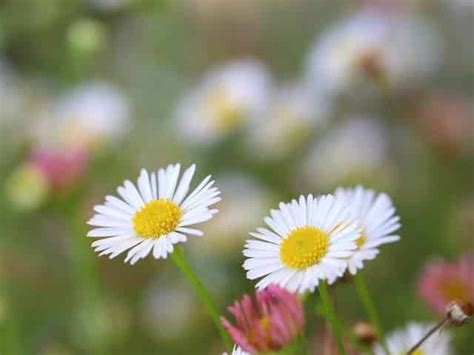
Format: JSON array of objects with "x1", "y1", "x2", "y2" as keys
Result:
[{"x1": 0, "y1": 0, "x2": 472, "y2": 354}]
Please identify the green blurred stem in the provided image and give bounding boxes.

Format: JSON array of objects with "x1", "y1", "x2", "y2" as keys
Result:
[
  {"x1": 353, "y1": 271, "x2": 389, "y2": 355},
  {"x1": 171, "y1": 246, "x2": 232, "y2": 350},
  {"x1": 318, "y1": 282, "x2": 346, "y2": 355}
]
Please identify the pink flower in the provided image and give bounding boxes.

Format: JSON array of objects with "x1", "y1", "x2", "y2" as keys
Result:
[
  {"x1": 29, "y1": 146, "x2": 89, "y2": 189},
  {"x1": 417, "y1": 256, "x2": 474, "y2": 315},
  {"x1": 221, "y1": 284, "x2": 304, "y2": 353}
]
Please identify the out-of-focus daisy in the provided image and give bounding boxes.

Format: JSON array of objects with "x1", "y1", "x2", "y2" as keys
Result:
[
  {"x1": 34, "y1": 82, "x2": 130, "y2": 152},
  {"x1": 305, "y1": 9, "x2": 441, "y2": 95},
  {"x1": 373, "y1": 322, "x2": 452, "y2": 355},
  {"x1": 87, "y1": 163, "x2": 220, "y2": 264},
  {"x1": 221, "y1": 284, "x2": 304, "y2": 353},
  {"x1": 243, "y1": 194, "x2": 360, "y2": 293},
  {"x1": 5, "y1": 163, "x2": 49, "y2": 211},
  {"x1": 175, "y1": 59, "x2": 271, "y2": 145},
  {"x1": 246, "y1": 81, "x2": 329, "y2": 160},
  {"x1": 417, "y1": 256, "x2": 474, "y2": 315},
  {"x1": 142, "y1": 279, "x2": 200, "y2": 341},
  {"x1": 416, "y1": 91, "x2": 473, "y2": 157},
  {"x1": 301, "y1": 116, "x2": 391, "y2": 191},
  {"x1": 199, "y1": 173, "x2": 270, "y2": 254},
  {"x1": 54, "y1": 82, "x2": 130, "y2": 150},
  {"x1": 334, "y1": 186, "x2": 401, "y2": 275}
]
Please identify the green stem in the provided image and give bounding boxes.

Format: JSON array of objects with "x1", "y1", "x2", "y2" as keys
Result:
[
  {"x1": 318, "y1": 282, "x2": 346, "y2": 355},
  {"x1": 171, "y1": 246, "x2": 232, "y2": 350},
  {"x1": 353, "y1": 271, "x2": 389, "y2": 355}
]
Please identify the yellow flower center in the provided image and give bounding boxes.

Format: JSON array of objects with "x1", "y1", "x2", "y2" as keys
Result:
[
  {"x1": 205, "y1": 91, "x2": 243, "y2": 132},
  {"x1": 355, "y1": 232, "x2": 366, "y2": 249},
  {"x1": 439, "y1": 279, "x2": 469, "y2": 303},
  {"x1": 279, "y1": 226, "x2": 329, "y2": 269},
  {"x1": 402, "y1": 350, "x2": 423, "y2": 355},
  {"x1": 132, "y1": 199, "x2": 181, "y2": 238}
]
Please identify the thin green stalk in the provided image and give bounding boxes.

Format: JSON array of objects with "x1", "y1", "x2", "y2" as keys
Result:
[
  {"x1": 171, "y1": 246, "x2": 232, "y2": 350},
  {"x1": 353, "y1": 271, "x2": 389, "y2": 355},
  {"x1": 318, "y1": 282, "x2": 346, "y2": 355}
]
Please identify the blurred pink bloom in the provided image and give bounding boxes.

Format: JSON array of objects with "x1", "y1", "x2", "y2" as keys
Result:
[
  {"x1": 29, "y1": 146, "x2": 89, "y2": 189},
  {"x1": 416, "y1": 92, "x2": 472, "y2": 156},
  {"x1": 221, "y1": 284, "x2": 304, "y2": 353},
  {"x1": 417, "y1": 256, "x2": 474, "y2": 315}
]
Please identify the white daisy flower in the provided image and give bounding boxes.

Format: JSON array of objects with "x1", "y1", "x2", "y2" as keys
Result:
[
  {"x1": 300, "y1": 116, "x2": 390, "y2": 191},
  {"x1": 142, "y1": 279, "x2": 200, "y2": 341},
  {"x1": 246, "y1": 81, "x2": 329, "y2": 160},
  {"x1": 175, "y1": 59, "x2": 271, "y2": 145},
  {"x1": 335, "y1": 186, "x2": 401, "y2": 275},
  {"x1": 374, "y1": 322, "x2": 452, "y2": 355},
  {"x1": 87, "y1": 163, "x2": 220, "y2": 264},
  {"x1": 243, "y1": 194, "x2": 361, "y2": 293},
  {"x1": 52, "y1": 81, "x2": 130, "y2": 150},
  {"x1": 305, "y1": 9, "x2": 441, "y2": 95}
]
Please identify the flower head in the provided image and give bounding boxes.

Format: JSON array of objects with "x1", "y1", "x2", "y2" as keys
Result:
[
  {"x1": 417, "y1": 256, "x2": 474, "y2": 315},
  {"x1": 221, "y1": 284, "x2": 304, "y2": 353},
  {"x1": 243, "y1": 194, "x2": 360, "y2": 293},
  {"x1": 305, "y1": 9, "x2": 441, "y2": 95},
  {"x1": 334, "y1": 185, "x2": 401, "y2": 275},
  {"x1": 87, "y1": 163, "x2": 220, "y2": 264},
  {"x1": 373, "y1": 322, "x2": 452, "y2": 355},
  {"x1": 54, "y1": 82, "x2": 130, "y2": 150},
  {"x1": 246, "y1": 81, "x2": 329, "y2": 161},
  {"x1": 5, "y1": 163, "x2": 49, "y2": 211},
  {"x1": 301, "y1": 117, "x2": 391, "y2": 191},
  {"x1": 29, "y1": 146, "x2": 89, "y2": 189},
  {"x1": 175, "y1": 59, "x2": 271, "y2": 145}
]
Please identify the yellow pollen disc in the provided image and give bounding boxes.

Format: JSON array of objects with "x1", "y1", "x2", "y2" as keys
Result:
[
  {"x1": 132, "y1": 199, "x2": 181, "y2": 238},
  {"x1": 279, "y1": 226, "x2": 329, "y2": 269},
  {"x1": 205, "y1": 91, "x2": 243, "y2": 132},
  {"x1": 406, "y1": 350, "x2": 423, "y2": 355},
  {"x1": 355, "y1": 233, "x2": 366, "y2": 249},
  {"x1": 440, "y1": 279, "x2": 468, "y2": 302}
]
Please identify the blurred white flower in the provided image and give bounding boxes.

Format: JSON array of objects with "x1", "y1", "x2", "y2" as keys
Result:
[
  {"x1": 200, "y1": 173, "x2": 270, "y2": 253},
  {"x1": 373, "y1": 322, "x2": 452, "y2": 355},
  {"x1": 305, "y1": 9, "x2": 441, "y2": 95},
  {"x1": 142, "y1": 279, "x2": 200, "y2": 340},
  {"x1": 5, "y1": 163, "x2": 49, "y2": 211},
  {"x1": 301, "y1": 116, "x2": 390, "y2": 191},
  {"x1": 175, "y1": 59, "x2": 272, "y2": 145},
  {"x1": 34, "y1": 81, "x2": 130, "y2": 151},
  {"x1": 246, "y1": 82, "x2": 329, "y2": 160}
]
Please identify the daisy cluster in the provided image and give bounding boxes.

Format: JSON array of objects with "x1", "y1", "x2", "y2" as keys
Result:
[
  {"x1": 85, "y1": 162, "x2": 405, "y2": 352},
  {"x1": 243, "y1": 186, "x2": 400, "y2": 293}
]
